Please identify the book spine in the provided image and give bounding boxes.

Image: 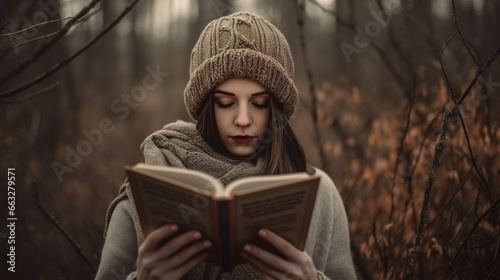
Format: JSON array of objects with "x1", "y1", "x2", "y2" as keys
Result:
[{"x1": 218, "y1": 200, "x2": 231, "y2": 272}]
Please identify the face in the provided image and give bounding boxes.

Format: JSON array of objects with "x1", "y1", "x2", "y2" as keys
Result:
[{"x1": 213, "y1": 78, "x2": 271, "y2": 158}]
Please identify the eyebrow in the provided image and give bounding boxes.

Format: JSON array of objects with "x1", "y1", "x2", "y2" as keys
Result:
[{"x1": 213, "y1": 89, "x2": 271, "y2": 97}]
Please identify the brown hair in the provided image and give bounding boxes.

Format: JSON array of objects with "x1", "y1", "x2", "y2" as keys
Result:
[{"x1": 196, "y1": 91, "x2": 307, "y2": 175}]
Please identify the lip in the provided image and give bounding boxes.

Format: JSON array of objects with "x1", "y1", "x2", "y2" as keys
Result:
[{"x1": 230, "y1": 135, "x2": 255, "y2": 144}]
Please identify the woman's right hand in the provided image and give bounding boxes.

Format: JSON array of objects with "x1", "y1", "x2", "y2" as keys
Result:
[{"x1": 136, "y1": 224, "x2": 212, "y2": 280}]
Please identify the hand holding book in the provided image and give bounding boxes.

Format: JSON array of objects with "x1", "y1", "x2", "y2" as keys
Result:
[
  {"x1": 126, "y1": 163, "x2": 320, "y2": 272},
  {"x1": 136, "y1": 225, "x2": 211, "y2": 279},
  {"x1": 242, "y1": 229, "x2": 318, "y2": 279}
]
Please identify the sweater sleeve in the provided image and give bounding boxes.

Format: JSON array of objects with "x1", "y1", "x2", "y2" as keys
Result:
[
  {"x1": 306, "y1": 169, "x2": 357, "y2": 280},
  {"x1": 95, "y1": 199, "x2": 138, "y2": 280}
]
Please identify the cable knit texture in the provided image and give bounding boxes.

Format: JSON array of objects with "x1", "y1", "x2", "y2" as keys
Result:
[
  {"x1": 95, "y1": 121, "x2": 357, "y2": 280},
  {"x1": 184, "y1": 12, "x2": 298, "y2": 120}
]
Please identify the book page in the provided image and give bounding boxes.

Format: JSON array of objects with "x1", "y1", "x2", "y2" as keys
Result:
[
  {"x1": 127, "y1": 169, "x2": 216, "y2": 240},
  {"x1": 225, "y1": 172, "x2": 309, "y2": 197},
  {"x1": 133, "y1": 163, "x2": 223, "y2": 194},
  {"x1": 231, "y1": 177, "x2": 319, "y2": 263}
]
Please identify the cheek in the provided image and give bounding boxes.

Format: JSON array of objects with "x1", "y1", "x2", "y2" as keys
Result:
[
  {"x1": 214, "y1": 110, "x2": 229, "y2": 135},
  {"x1": 257, "y1": 110, "x2": 271, "y2": 128},
  {"x1": 214, "y1": 110, "x2": 225, "y2": 126}
]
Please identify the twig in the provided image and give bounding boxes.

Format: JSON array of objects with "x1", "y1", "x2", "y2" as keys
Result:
[
  {"x1": 445, "y1": 187, "x2": 480, "y2": 253},
  {"x1": 405, "y1": 103, "x2": 449, "y2": 227},
  {"x1": 439, "y1": 32, "x2": 493, "y2": 200},
  {"x1": 486, "y1": 258, "x2": 500, "y2": 280},
  {"x1": 350, "y1": 242, "x2": 373, "y2": 280},
  {"x1": 372, "y1": 220, "x2": 388, "y2": 277},
  {"x1": 404, "y1": 110, "x2": 451, "y2": 279},
  {"x1": 0, "y1": 21, "x2": 8, "y2": 31},
  {"x1": 1, "y1": 8, "x2": 102, "y2": 57},
  {"x1": 451, "y1": 0, "x2": 482, "y2": 68},
  {"x1": 471, "y1": 232, "x2": 499, "y2": 249},
  {"x1": 496, "y1": 233, "x2": 500, "y2": 259},
  {"x1": 445, "y1": 196, "x2": 500, "y2": 279},
  {"x1": 1, "y1": 30, "x2": 60, "y2": 55},
  {"x1": 0, "y1": 0, "x2": 101, "y2": 86},
  {"x1": 439, "y1": 8, "x2": 498, "y2": 201},
  {"x1": 389, "y1": 75, "x2": 417, "y2": 221},
  {"x1": 404, "y1": 18, "x2": 500, "y2": 276},
  {"x1": 457, "y1": 48, "x2": 500, "y2": 105},
  {"x1": 309, "y1": 0, "x2": 407, "y2": 92},
  {"x1": 0, "y1": 81, "x2": 59, "y2": 104},
  {"x1": 424, "y1": 164, "x2": 473, "y2": 230},
  {"x1": 0, "y1": 17, "x2": 73, "y2": 38},
  {"x1": 295, "y1": 0, "x2": 328, "y2": 171},
  {"x1": 450, "y1": 95, "x2": 493, "y2": 200},
  {"x1": 33, "y1": 184, "x2": 96, "y2": 273},
  {"x1": 0, "y1": 0, "x2": 143, "y2": 100}
]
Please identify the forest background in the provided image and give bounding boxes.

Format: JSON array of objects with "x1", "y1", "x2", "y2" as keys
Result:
[{"x1": 0, "y1": 0, "x2": 499, "y2": 279}]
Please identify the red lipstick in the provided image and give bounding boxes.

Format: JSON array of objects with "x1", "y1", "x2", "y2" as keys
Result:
[{"x1": 230, "y1": 135, "x2": 255, "y2": 143}]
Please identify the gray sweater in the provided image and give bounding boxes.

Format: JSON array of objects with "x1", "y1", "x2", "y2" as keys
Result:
[{"x1": 95, "y1": 168, "x2": 356, "y2": 279}]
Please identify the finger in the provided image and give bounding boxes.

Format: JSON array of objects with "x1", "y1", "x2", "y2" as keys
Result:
[
  {"x1": 242, "y1": 251, "x2": 283, "y2": 279},
  {"x1": 243, "y1": 243, "x2": 292, "y2": 273},
  {"x1": 168, "y1": 239, "x2": 212, "y2": 268},
  {"x1": 161, "y1": 251, "x2": 209, "y2": 279},
  {"x1": 139, "y1": 224, "x2": 178, "y2": 257},
  {"x1": 258, "y1": 229, "x2": 302, "y2": 262},
  {"x1": 156, "y1": 230, "x2": 203, "y2": 260}
]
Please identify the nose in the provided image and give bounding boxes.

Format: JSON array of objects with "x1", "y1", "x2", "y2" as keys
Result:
[{"x1": 234, "y1": 105, "x2": 252, "y2": 127}]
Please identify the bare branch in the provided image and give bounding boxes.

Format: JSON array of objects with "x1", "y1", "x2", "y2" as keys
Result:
[
  {"x1": 438, "y1": 30, "x2": 494, "y2": 200},
  {"x1": 451, "y1": 0, "x2": 482, "y2": 68},
  {"x1": 33, "y1": 183, "x2": 96, "y2": 273},
  {"x1": 0, "y1": 81, "x2": 59, "y2": 104},
  {"x1": 424, "y1": 164, "x2": 473, "y2": 230},
  {"x1": 486, "y1": 258, "x2": 500, "y2": 280},
  {"x1": 1, "y1": 30, "x2": 60, "y2": 55},
  {"x1": 309, "y1": 0, "x2": 407, "y2": 92},
  {"x1": 0, "y1": 21, "x2": 8, "y2": 31},
  {"x1": 471, "y1": 233, "x2": 499, "y2": 249},
  {"x1": 390, "y1": 75, "x2": 417, "y2": 221},
  {"x1": 0, "y1": 17, "x2": 73, "y2": 38},
  {"x1": 404, "y1": 109, "x2": 451, "y2": 279},
  {"x1": 372, "y1": 221, "x2": 388, "y2": 277},
  {"x1": 295, "y1": 0, "x2": 328, "y2": 171},
  {"x1": 1, "y1": 8, "x2": 102, "y2": 56},
  {"x1": 445, "y1": 196, "x2": 500, "y2": 278},
  {"x1": 0, "y1": 0, "x2": 101, "y2": 86},
  {"x1": 0, "y1": 0, "x2": 143, "y2": 100},
  {"x1": 457, "y1": 47, "x2": 500, "y2": 105},
  {"x1": 405, "y1": 25, "x2": 500, "y2": 277}
]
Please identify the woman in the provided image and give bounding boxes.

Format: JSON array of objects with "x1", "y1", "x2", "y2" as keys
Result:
[{"x1": 95, "y1": 12, "x2": 356, "y2": 280}]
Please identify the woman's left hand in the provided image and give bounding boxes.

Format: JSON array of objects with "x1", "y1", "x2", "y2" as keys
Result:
[{"x1": 241, "y1": 229, "x2": 318, "y2": 280}]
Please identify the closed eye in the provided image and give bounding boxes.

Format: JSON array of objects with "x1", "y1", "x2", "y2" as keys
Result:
[
  {"x1": 215, "y1": 101, "x2": 234, "y2": 109},
  {"x1": 251, "y1": 101, "x2": 270, "y2": 109}
]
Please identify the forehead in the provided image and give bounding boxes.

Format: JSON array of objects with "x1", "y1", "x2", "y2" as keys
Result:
[{"x1": 215, "y1": 78, "x2": 267, "y2": 97}]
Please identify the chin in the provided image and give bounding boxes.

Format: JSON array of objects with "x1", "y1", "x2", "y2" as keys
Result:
[{"x1": 227, "y1": 148, "x2": 256, "y2": 158}]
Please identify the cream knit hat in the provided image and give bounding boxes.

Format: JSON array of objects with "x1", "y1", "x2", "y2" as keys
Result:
[{"x1": 184, "y1": 12, "x2": 298, "y2": 120}]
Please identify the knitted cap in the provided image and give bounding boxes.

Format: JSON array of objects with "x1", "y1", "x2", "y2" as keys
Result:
[{"x1": 184, "y1": 12, "x2": 298, "y2": 120}]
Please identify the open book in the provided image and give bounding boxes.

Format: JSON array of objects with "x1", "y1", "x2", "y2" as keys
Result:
[{"x1": 125, "y1": 163, "x2": 320, "y2": 272}]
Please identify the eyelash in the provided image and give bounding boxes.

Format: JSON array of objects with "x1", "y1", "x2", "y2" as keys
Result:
[
  {"x1": 215, "y1": 102, "x2": 234, "y2": 109},
  {"x1": 215, "y1": 101, "x2": 269, "y2": 110},
  {"x1": 252, "y1": 101, "x2": 270, "y2": 109}
]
